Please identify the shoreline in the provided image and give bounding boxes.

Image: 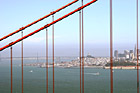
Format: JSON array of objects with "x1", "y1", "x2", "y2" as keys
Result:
[{"x1": 104, "y1": 66, "x2": 140, "y2": 70}]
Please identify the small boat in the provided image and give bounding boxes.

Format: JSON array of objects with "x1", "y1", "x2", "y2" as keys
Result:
[
  {"x1": 94, "y1": 72, "x2": 99, "y2": 75},
  {"x1": 29, "y1": 70, "x2": 33, "y2": 73}
]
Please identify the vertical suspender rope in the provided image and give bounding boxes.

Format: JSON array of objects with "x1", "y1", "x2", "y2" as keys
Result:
[
  {"x1": 46, "y1": 28, "x2": 48, "y2": 93},
  {"x1": 10, "y1": 46, "x2": 13, "y2": 93},
  {"x1": 81, "y1": 0, "x2": 84, "y2": 93},
  {"x1": 79, "y1": 10, "x2": 82, "y2": 93},
  {"x1": 110, "y1": 0, "x2": 113, "y2": 93},
  {"x1": 52, "y1": 14, "x2": 55, "y2": 93},
  {"x1": 21, "y1": 31, "x2": 23, "y2": 93},
  {"x1": 137, "y1": 0, "x2": 139, "y2": 93}
]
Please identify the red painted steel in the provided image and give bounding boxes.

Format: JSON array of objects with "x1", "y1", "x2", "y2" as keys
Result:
[
  {"x1": 110, "y1": 0, "x2": 113, "y2": 93},
  {"x1": 81, "y1": 0, "x2": 84, "y2": 93},
  {"x1": 52, "y1": 15, "x2": 55, "y2": 93},
  {"x1": 21, "y1": 31, "x2": 23, "y2": 93},
  {"x1": 0, "y1": 0, "x2": 97, "y2": 51},
  {"x1": 137, "y1": 0, "x2": 139, "y2": 93},
  {"x1": 46, "y1": 29, "x2": 48, "y2": 93},
  {"x1": 10, "y1": 47, "x2": 13, "y2": 93},
  {"x1": 0, "y1": 0, "x2": 78, "y2": 41},
  {"x1": 79, "y1": 10, "x2": 82, "y2": 93}
]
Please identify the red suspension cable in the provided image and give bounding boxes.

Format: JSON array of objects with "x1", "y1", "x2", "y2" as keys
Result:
[
  {"x1": 0, "y1": 0, "x2": 79, "y2": 41},
  {"x1": 0, "y1": 0, "x2": 97, "y2": 51}
]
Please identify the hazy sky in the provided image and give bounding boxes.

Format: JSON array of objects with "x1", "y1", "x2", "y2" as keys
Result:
[{"x1": 0, "y1": 0, "x2": 140, "y2": 57}]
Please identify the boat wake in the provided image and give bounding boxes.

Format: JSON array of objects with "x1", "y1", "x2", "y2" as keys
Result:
[{"x1": 85, "y1": 72, "x2": 99, "y2": 75}]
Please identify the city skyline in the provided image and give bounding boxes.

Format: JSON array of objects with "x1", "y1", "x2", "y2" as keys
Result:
[{"x1": 114, "y1": 44, "x2": 140, "y2": 60}]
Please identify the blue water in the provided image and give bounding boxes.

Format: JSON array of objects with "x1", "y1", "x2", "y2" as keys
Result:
[{"x1": 0, "y1": 59, "x2": 139, "y2": 93}]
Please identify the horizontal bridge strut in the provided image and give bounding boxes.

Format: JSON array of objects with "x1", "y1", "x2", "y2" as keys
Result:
[
  {"x1": 0, "y1": 0, "x2": 97, "y2": 51},
  {"x1": 0, "y1": 0, "x2": 78, "y2": 41}
]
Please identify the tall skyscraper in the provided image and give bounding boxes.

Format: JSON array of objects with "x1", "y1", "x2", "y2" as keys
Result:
[
  {"x1": 114, "y1": 50, "x2": 118, "y2": 59},
  {"x1": 124, "y1": 50, "x2": 129, "y2": 55},
  {"x1": 124, "y1": 50, "x2": 129, "y2": 59},
  {"x1": 134, "y1": 44, "x2": 137, "y2": 59},
  {"x1": 130, "y1": 50, "x2": 133, "y2": 53},
  {"x1": 129, "y1": 50, "x2": 134, "y2": 60}
]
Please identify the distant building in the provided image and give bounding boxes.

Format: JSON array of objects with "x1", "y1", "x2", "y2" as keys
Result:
[
  {"x1": 118, "y1": 53, "x2": 125, "y2": 58},
  {"x1": 130, "y1": 50, "x2": 133, "y2": 53},
  {"x1": 134, "y1": 45, "x2": 137, "y2": 59},
  {"x1": 129, "y1": 50, "x2": 134, "y2": 60},
  {"x1": 114, "y1": 50, "x2": 118, "y2": 59},
  {"x1": 87, "y1": 53, "x2": 94, "y2": 58},
  {"x1": 114, "y1": 45, "x2": 140, "y2": 61},
  {"x1": 124, "y1": 50, "x2": 129, "y2": 59},
  {"x1": 124, "y1": 50, "x2": 129, "y2": 55},
  {"x1": 134, "y1": 44, "x2": 140, "y2": 60}
]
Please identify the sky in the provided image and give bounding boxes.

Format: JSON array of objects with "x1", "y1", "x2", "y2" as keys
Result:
[{"x1": 0, "y1": 0, "x2": 140, "y2": 57}]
